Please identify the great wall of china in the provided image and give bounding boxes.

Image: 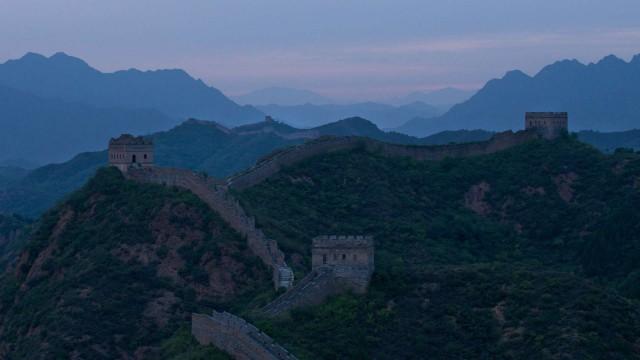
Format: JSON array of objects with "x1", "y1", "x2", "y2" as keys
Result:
[
  {"x1": 124, "y1": 167, "x2": 294, "y2": 289},
  {"x1": 192, "y1": 311, "x2": 298, "y2": 360},
  {"x1": 122, "y1": 129, "x2": 543, "y2": 359},
  {"x1": 227, "y1": 130, "x2": 539, "y2": 189}
]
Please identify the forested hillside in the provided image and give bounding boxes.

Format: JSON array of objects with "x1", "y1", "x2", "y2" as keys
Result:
[
  {"x1": 235, "y1": 136, "x2": 640, "y2": 359},
  {"x1": 0, "y1": 168, "x2": 271, "y2": 359}
]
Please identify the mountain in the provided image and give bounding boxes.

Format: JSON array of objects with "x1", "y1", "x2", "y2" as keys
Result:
[
  {"x1": 258, "y1": 101, "x2": 440, "y2": 129},
  {"x1": 0, "y1": 214, "x2": 32, "y2": 271},
  {"x1": 0, "y1": 167, "x2": 28, "y2": 187},
  {"x1": 0, "y1": 167, "x2": 270, "y2": 358},
  {"x1": 397, "y1": 54, "x2": 640, "y2": 136},
  {"x1": 233, "y1": 87, "x2": 333, "y2": 106},
  {"x1": 0, "y1": 52, "x2": 263, "y2": 126},
  {"x1": 388, "y1": 87, "x2": 476, "y2": 108},
  {"x1": 3, "y1": 116, "x2": 640, "y2": 218},
  {"x1": 0, "y1": 117, "x2": 418, "y2": 217},
  {"x1": 2, "y1": 135, "x2": 640, "y2": 358},
  {"x1": 236, "y1": 137, "x2": 640, "y2": 358},
  {"x1": 0, "y1": 85, "x2": 176, "y2": 165},
  {"x1": 577, "y1": 129, "x2": 640, "y2": 153}
]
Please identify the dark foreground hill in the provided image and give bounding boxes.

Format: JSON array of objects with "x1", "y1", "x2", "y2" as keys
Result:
[
  {"x1": 234, "y1": 136, "x2": 640, "y2": 359},
  {"x1": 399, "y1": 54, "x2": 640, "y2": 136},
  {"x1": 0, "y1": 168, "x2": 269, "y2": 359},
  {"x1": 1, "y1": 138, "x2": 640, "y2": 359}
]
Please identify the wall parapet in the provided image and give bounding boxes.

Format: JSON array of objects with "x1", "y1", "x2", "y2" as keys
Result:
[
  {"x1": 124, "y1": 167, "x2": 294, "y2": 289},
  {"x1": 192, "y1": 311, "x2": 298, "y2": 360},
  {"x1": 227, "y1": 130, "x2": 540, "y2": 190}
]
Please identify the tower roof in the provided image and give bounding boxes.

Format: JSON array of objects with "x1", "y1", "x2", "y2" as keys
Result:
[{"x1": 109, "y1": 134, "x2": 153, "y2": 146}]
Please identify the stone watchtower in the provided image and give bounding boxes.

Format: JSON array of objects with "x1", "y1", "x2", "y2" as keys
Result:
[
  {"x1": 311, "y1": 235, "x2": 374, "y2": 293},
  {"x1": 108, "y1": 134, "x2": 154, "y2": 172},
  {"x1": 525, "y1": 112, "x2": 568, "y2": 140}
]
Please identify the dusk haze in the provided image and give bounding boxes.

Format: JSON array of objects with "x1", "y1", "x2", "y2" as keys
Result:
[{"x1": 1, "y1": 1, "x2": 640, "y2": 359}]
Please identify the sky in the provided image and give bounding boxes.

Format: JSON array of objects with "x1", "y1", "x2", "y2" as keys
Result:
[{"x1": 1, "y1": 0, "x2": 640, "y2": 101}]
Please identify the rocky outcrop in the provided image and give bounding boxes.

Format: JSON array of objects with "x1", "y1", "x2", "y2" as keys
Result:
[
  {"x1": 125, "y1": 167, "x2": 294, "y2": 289},
  {"x1": 228, "y1": 130, "x2": 540, "y2": 190},
  {"x1": 192, "y1": 311, "x2": 298, "y2": 360}
]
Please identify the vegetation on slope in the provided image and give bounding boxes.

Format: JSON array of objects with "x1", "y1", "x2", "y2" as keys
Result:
[
  {"x1": 0, "y1": 167, "x2": 272, "y2": 359},
  {"x1": 236, "y1": 136, "x2": 640, "y2": 359},
  {"x1": 0, "y1": 214, "x2": 32, "y2": 271}
]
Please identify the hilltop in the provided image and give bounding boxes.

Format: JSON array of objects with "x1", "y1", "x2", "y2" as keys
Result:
[
  {"x1": 399, "y1": 54, "x2": 640, "y2": 136},
  {"x1": 0, "y1": 167, "x2": 271, "y2": 358}
]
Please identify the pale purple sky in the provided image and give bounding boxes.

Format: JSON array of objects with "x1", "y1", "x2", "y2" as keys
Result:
[{"x1": 1, "y1": 0, "x2": 640, "y2": 101}]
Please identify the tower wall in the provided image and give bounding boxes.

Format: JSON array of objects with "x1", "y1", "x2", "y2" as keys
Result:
[
  {"x1": 525, "y1": 112, "x2": 568, "y2": 139},
  {"x1": 108, "y1": 135, "x2": 154, "y2": 172}
]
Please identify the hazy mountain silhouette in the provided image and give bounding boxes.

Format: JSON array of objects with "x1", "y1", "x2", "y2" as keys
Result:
[
  {"x1": 233, "y1": 86, "x2": 333, "y2": 106},
  {"x1": 0, "y1": 52, "x2": 263, "y2": 126},
  {"x1": 0, "y1": 85, "x2": 175, "y2": 165},
  {"x1": 398, "y1": 54, "x2": 640, "y2": 136},
  {"x1": 258, "y1": 101, "x2": 440, "y2": 129},
  {"x1": 388, "y1": 87, "x2": 476, "y2": 107}
]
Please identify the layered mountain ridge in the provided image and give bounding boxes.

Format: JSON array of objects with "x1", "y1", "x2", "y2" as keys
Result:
[{"x1": 399, "y1": 54, "x2": 640, "y2": 136}]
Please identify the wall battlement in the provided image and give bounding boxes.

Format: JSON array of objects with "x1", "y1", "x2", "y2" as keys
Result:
[
  {"x1": 108, "y1": 134, "x2": 154, "y2": 172},
  {"x1": 228, "y1": 130, "x2": 541, "y2": 190},
  {"x1": 525, "y1": 112, "x2": 568, "y2": 139},
  {"x1": 124, "y1": 167, "x2": 293, "y2": 289},
  {"x1": 192, "y1": 311, "x2": 298, "y2": 360},
  {"x1": 263, "y1": 235, "x2": 375, "y2": 317}
]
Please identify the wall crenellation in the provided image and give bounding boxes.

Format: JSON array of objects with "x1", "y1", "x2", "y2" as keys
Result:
[{"x1": 262, "y1": 235, "x2": 374, "y2": 317}]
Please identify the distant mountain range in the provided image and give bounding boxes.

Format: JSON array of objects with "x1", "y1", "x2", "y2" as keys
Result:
[
  {"x1": 258, "y1": 101, "x2": 441, "y2": 129},
  {"x1": 398, "y1": 54, "x2": 640, "y2": 136},
  {"x1": 0, "y1": 52, "x2": 266, "y2": 164},
  {"x1": 386, "y1": 87, "x2": 476, "y2": 107},
  {"x1": 0, "y1": 52, "x2": 263, "y2": 125},
  {"x1": 0, "y1": 85, "x2": 176, "y2": 165},
  {"x1": 233, "y1": 86, "x2": 333, "y2": 106}
]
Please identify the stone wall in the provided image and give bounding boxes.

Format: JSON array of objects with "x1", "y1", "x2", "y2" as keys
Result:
[
  {"x1": 192, "y1": 311, "x2": 298, "y2": 360},
  {"x1": 125, "y1": 167, "x2": 294, "y2": 289},
  {"x1": 228, "y1": 130, "x2": 540, "y2": 190},
  {"x1": 262, "y1": 235, "x2": 375, "y2": 317},
  {"x1": 525, "y1": 112, "x2": 568, "y2": 140}
]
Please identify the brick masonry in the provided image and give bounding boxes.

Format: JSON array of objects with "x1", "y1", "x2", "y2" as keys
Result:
[{"x1": 192, "y1": 311, "x2": 298, "y2": 360}]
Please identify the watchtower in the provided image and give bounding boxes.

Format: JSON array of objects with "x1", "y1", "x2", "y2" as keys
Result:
[
  {"x1": 525, "y1": 112, "x2": 568, "y2": 139},
  {"x1": 108, "y1": 134, "x2": 154, "y2": 172},
  {"x1": 311, "y1": 235, "x2": 374, "y2": 292}
]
